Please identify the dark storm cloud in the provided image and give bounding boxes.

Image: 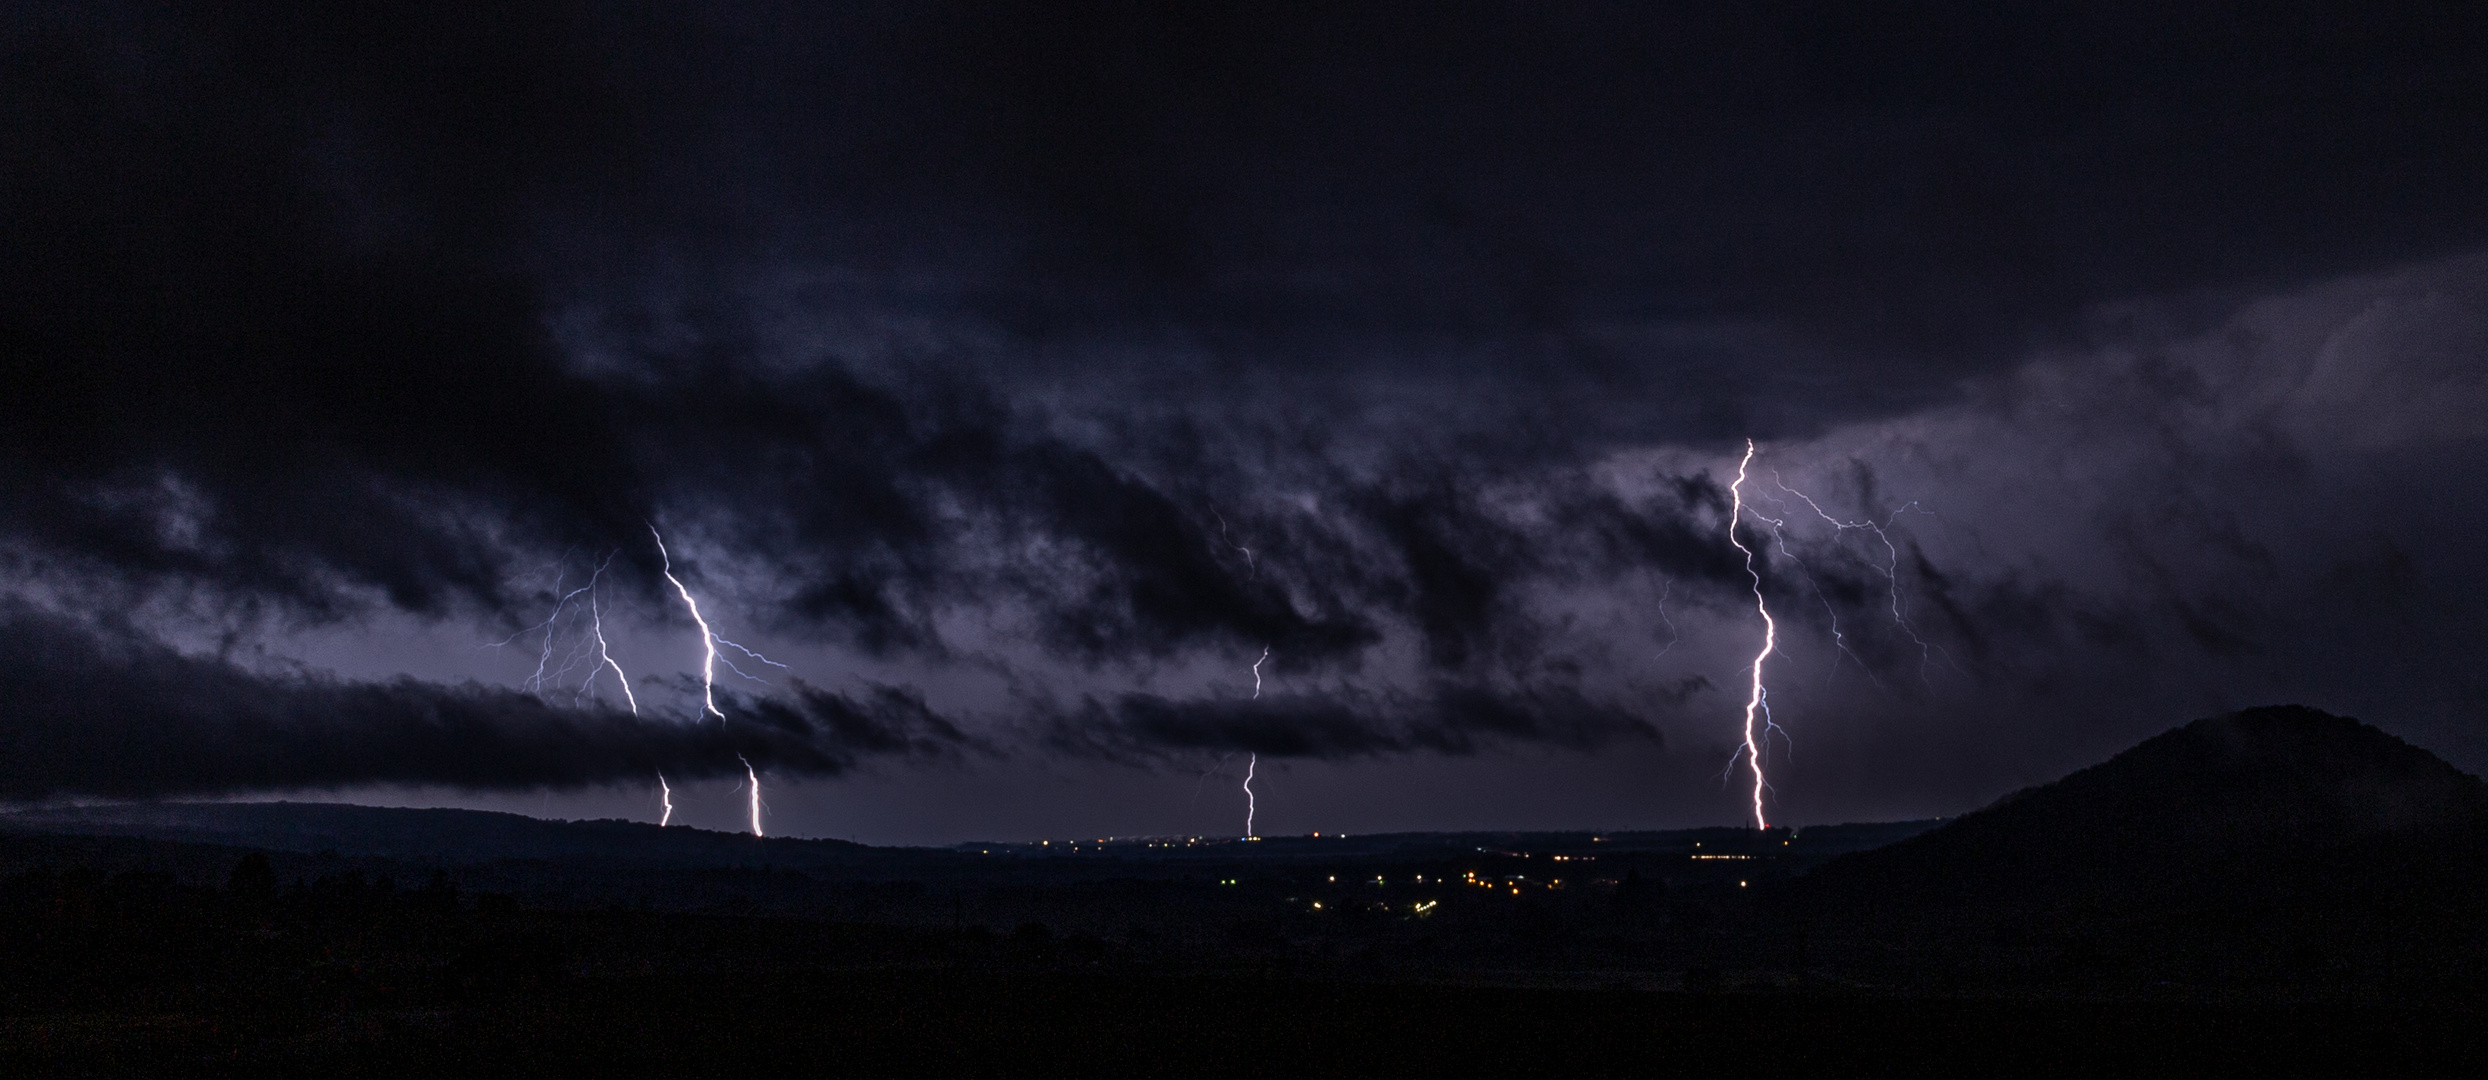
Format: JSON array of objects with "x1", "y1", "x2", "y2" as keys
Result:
[
  {"x1": 10, "y1": 0, "x2": 2481, "y2": 579},
  {"x1": 5, "y1": 2, "x2": 2488, "y2": 804},
  {"x1": 0, "y1": 604, "x2": 967, "y2": 800}
]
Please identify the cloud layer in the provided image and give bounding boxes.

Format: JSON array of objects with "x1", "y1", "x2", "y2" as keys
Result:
[{"x1": 3, "y1": 3, "x2": 2485, "y2": 820}]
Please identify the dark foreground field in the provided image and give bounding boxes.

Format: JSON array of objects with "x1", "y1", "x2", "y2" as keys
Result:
[
  {"x1": 7, "y1": 707, "x2": 2486, "y2": 1076},
  {"x1": 2, "y1": 968, "x2": 2479, "y2": 1079}
]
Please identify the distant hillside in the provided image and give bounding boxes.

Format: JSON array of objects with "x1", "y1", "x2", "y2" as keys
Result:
[
  {"x1": 2, "y1": 801, "x2": 875, "y2": 870},
  {"x1": 1786, "y1": 706, "x2": 2488, "y2": 993},
  {"x1": 5, "y1": 801, "x2": 1939, "y2": 871}
]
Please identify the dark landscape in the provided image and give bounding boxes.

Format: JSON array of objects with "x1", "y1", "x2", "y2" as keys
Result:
[
  {"x1": 9, "y1": 2, "x2": 2488, "y2": 1075},
  {"x1": 3, "y1": 706, "x2": 2481, "y2": 1075}
]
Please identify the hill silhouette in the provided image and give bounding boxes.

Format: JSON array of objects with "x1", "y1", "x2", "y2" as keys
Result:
[
  {"x1": 3, "y1": 801, "x2": 875, "y2": 870},
  {"x1": 1787, "y1": 706, "x2": 2488, "y2": 994}
]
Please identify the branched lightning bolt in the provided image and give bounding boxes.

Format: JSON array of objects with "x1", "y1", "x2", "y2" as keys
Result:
[
  {"x1": 1746, "y1": 492, "x2": 1878, "y2": 692},
  {"x1": 739, "y1": 754, "x2": 764, "y2": 838},
  {"x1": 583, "y1": 555, "x2": 639, "y2": 714},
  {"x1": 1242, "y1": 753, "x2": 1258, "y2": 840},
  {"x1": 651, "y1": 525, "x2": 726, "y2": 720},
  {"x1": 651, "y1": 526, "x2": 791, "y2": 709},
  {"x1": 489, "y1": 553, "x2": 641, "y2": 713},
  {"x1": 1251, "y1": 646, "x2": 1269, "y2": 699},
  {"x1": 1726, "y1": 440, "x2": 1778, "y2": 830},
  {"x1": 657, "y1": 772, "x2": 673, "y2": 827},
  {"x1": 651, "y1": 528, "x2": 776, "y2": 838},
  {"x1": 485, "y1": 569, "x2": 593, "y2": 693},
  {"x1": 1773, "y1": 474, "x2": 1948, "y2": 685},
  {"x1": 712, "y1": 637, "x2": 790, "y2": 688}
]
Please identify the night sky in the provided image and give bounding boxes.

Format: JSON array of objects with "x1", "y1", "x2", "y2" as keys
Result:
[{"x1": 6, "y1": 2, "x2": 2487, "y2": 843}]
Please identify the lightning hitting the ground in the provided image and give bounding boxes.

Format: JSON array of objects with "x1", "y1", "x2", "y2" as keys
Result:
[
  {"x1": 739, "y1": 754, "x2": 764, "y2": 838},
  {"x1": 1240, "y1": 644, "x2": 1270, "y2": 835},
  {"x1": 657, "y1": 772, "x2": 673, "y2": 827},
  {"x1": 1726, "y1": 440, "x2": 1779, "y2": 830},
  {"x1": 1242, "y1": 753, "x2": 1258, "y2": 840}
]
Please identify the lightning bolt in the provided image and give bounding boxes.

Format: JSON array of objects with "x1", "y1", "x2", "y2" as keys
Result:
[
  {"x1": 488, "y1": 552, "x2": 642, "y2": 713},
  {"x1": 1772, "y1": 475, "x2": 1948, "y2": 685},
  {"x1": 651, "y1": 525, "x2": 726, "y2": 720},
  {"x1": 1652, "y1": 575, "x2": 1680, "y2": 659},
  {"x1": 485, "y1": 569, "x2": 592, "y2": 694},
  {"x1": 1744, "y1": 493, "x2": 1878, "y2": 691},
  {"x1": 650, "y1": 525, "x2": 792, "y2": 716},
  {"x1": 1212, "y1": 510, "x2": 1257, "y2": 578},
  {"x1": 1727, "y1": 440, "x2": 1778, "y2": 830},
  {"x1": 657, "y1": 772, "x2": 673, "y2": 827},
  {"x1": 650, "y1": 528, "x2": 783, "y2": 838},
  {"x1": 584, "y1": 556, "x2": 639, "y2": 714},
  {"x1": 739, "y1": 754, "x2": 764, "y2": 838},
  {"x1": 714, "y1": 636, "x2": 790, "y2": 682},
  {"x1": 1242, "y1": 752, "x2": 1258, "y2": 840},
  {"x1": 1239, "y1": 645, "x2": 1270, "y2": 837}
]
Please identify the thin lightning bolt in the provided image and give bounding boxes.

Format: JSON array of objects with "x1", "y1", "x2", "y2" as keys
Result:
[
  {"x1": 651, "y1": 525, "x2": 725, "y2": 720},
  {"x1": 1188, "y1": 752, "x2": 1236, "y2": 819},
  {"x1": 585, "y1": 556, "x2": 639, "y2": 714},
  {"x1": 1242, "y1": 753, "x2": 1258, "y2": 840},
  {"x1": 657, "y1": 772, "x2": 673, "y2": 827},
  {"x1": 1239, "y1": 645, "x2": 1270, "y2": 838},
  {"x1": 486, "y1": 570, "x2": 593, "y2": 693},
  {"x1": 1652, "y1": 575, "x2": 1679, "y2": 659},
  {"x1": 489, "y1": 553, "x2": 643, "y2": 713},
  {"x1": 1773, "y1": 475, "x2": 1946, "y2": 684},
  {"x1": 1727, "y1": 440, "x2": 1778, "y2": 831},
  {"x1": 1746, "y1": 495, "x2": 1878, "y2": 692},
  {"x1": 713, "y1": 636, "x2": 789, "y2": 684},
  {"x1": 1213, "y1": 510, "x2": 1257, "y2": 578},
  {"x1": 739, "y1": 755, "x2": 764, "y2": 838}
]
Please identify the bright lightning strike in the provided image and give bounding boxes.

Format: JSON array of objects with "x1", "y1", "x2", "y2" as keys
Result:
[
  {"x1": 650, "y1": 528, "x2": 775, "y2": 838},
  {"x1": 1726, "y1": 440, "x2": 1778, "y2": 831},
  {"x1": 1251, "y1": 646, "x2": 1269, "y2": 699},
  {"x1": 657, "y1": 772, "x2": 673, "y2": 827},
  {"x1": 1242, "y1": 752, "x2": 1258, "y2": 840},
  {"x1": 651, "y1": 525, "x2": 725, "y2": 720},
  {"x1": 739, "y1": 754, "x2": 764, "y2": 838},
  {"x1": 1745, "y1": 495, "x2": 1877, "y2": 690},
  {"x1": 585, "y1": 558, "x2": 638, "y2": 714}
]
